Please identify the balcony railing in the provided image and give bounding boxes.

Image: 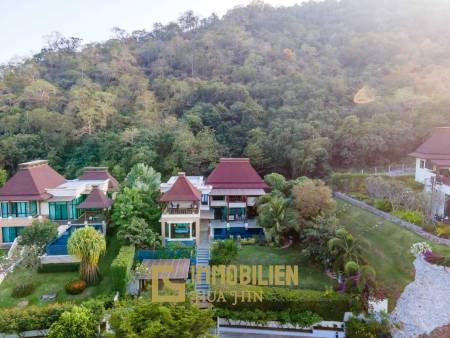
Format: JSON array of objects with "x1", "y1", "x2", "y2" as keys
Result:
[
  {"x1": 228, "y1": 196, "x2": 247, "y2": 203},
  {"x1": 164, "y1": 208, "x2": 199, "y2": 215}
]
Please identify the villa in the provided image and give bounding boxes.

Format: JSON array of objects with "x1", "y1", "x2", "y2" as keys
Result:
[
  {"x1": 0, "y1": 160, "x2": 117, "y2": 246},
  {"x1": 410, "y1": 127, "x2": 450, "y2": 219},
  {"x1": 159, "y1": 158, "x2": 268, "y2": 246}
]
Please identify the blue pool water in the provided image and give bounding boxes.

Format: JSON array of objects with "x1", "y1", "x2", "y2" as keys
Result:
[
  {"x1": 46, "y1": 224, "x2": 103, "y2": 256},
  {"x1": 213, "y1": 227, "x2": 264, "y2": 240}
]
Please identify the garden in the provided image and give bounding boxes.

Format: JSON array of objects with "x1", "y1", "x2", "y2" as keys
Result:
[{"x1": 331, "y1": 173, "x2": 450, "y2": 239}]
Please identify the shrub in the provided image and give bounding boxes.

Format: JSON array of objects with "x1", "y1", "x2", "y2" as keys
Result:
[
  {"x1": 345, "y1": 316, "x2": 391, "y2": 338},
  {"x1": 424, "y1": 251, "x2": 450, "y2": 267},
  {"x1": 48, "y1": 306, "x2": 97, "y2": 338},
  {"x1": 111, "y1": 245, "x2": 135, "y2": 294},
  {"x1": 329, "y1": 173, "x2": 368, "y2": 194},
  {"x1": 392, "y1": 209, "x2": 424, "y2": 226},
  {"x1": 11, "y1": 282, "x2": 35, "y2": 298},
  {"x1": 0, "y1": 304, "x2": 73, "y2": 333},
  {"x1": 374, "y1": 198, "x2": 392, "y2": 212},
  {"x1": 38, "y1": 262, "x2": 79, "y2": 273},
  {"x1": 212, "y1": 286, "x2": 353, "y2": 321},
  {"x1": 210, "y1": 239, "x2": 238, "y2": 265},
  {"x1": 65, "y1": 279, "x2": 87, "y2": 295},
  {"x1": 214, "y1": 308, "x2": 322, "y2": 327},
  {"x1": 436, "y1": 223, "x2": 450, "y2": 238}
]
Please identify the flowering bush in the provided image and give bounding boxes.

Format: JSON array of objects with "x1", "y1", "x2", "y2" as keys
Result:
[{"x1": 410, "y1": 242, "x2": 432, "y2": 256}]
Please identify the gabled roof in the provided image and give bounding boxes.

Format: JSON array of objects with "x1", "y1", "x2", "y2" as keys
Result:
[
  {"x1": 77, "y1": 186, "x2": 113, "y2": 209},
  {"x1": 410, "y1": 127, "x2": 450, "y2": 160},
  {"x1": 206, "y1": 158, "x2": 268, "y2": 189},
  {"x1": 160, "y1": 173, "x2": 201, "y2": 202},
  {"x1": 79, "y1": 167, "x2": 119, "y2": 191},
  {"x1": 0, "y1": 160, "x2": 66, "y2": 201}
]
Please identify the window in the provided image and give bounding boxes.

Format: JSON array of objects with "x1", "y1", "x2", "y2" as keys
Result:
[
  {"x1": 1, "y1": 202, "x2": 8, "y2": 218},
  {"x1": 1, "y1": 227, "x2": 24, "y2": 243},
  {"x1": 49, "y1": 202, "x2": 68, "y2": 220},
  {"x1": 420, "y1": 160, "x2": 425, "y2": 169},
  {"x1": 201, "y1": 194, "x2": 209, "y2": 205}
]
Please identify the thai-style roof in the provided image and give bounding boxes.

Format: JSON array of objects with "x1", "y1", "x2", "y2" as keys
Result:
[
  {"x1": 206, "y1": 158, "x2": 268, "y2": 189},
  {"x1": 77, "y1": 186, "x2": 112, "y2": 209},
  {"x1": 0, "y1": 160, "x2": 66, "y2": 201},
  {"x1": 160, "y1": 173, "x2": 201, "y2": 202},
  {"x1": 79, "y1": 167, "x2": 119, "y2": 191},
  {"x1": 410, "y1": 127, "x2": 450, "y2": 160}
]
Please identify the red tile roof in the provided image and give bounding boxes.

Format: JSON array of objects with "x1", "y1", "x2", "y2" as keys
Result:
[
  {"x1": 0, "y1": 160, "x2": 66, "y2": 201},
  {"x1": 160, "y1": 173, "x2": 201, "y2": 202},
  {"x1": 79, "y1": 167, "x2": 119, "y2": 191},
  {"x1": 77, "y1": 186, "x2": 113, "y2": 209},
  {"x1": 410, "y1": 127, "x2": 450, "y2": 160},
  {"x1": 206, "y1": 158, "x2": 268, "y2": 189}
]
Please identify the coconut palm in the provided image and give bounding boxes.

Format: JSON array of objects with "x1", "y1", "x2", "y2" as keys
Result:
[
  {"x1": 257, "y1": 195, "x2": 299, "y2": 245},
  {"x1": 68, "y1": 226, "x2": 106, "y2": 285},
  {"x1": 327, "y1": 228, "x2": 366, "y2": 273}
]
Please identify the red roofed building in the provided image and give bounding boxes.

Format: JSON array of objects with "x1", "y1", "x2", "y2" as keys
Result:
[
  {"x1": 159, "y1": 159, "x2": 267, "y2": 246},
  {"x1": 410, "y1": 127, "x2": 450, "y2": 218},
  {"x1": 0, "y1": 160, "x2": 118, "y2": 245}
]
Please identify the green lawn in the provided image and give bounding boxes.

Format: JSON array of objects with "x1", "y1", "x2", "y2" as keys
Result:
[
  {"x1": 0, "y1": 232, "x2": 121, "y2": 308},
  {"x1": 337, "y1": 200, "x2": 450, "y2": 307},
  {"x1": 231, "y1": 244, "x2": 334, "y2": 290}
]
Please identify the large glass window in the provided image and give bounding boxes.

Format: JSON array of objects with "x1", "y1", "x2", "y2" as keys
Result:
[
  {"x1": 170, "y1": 223, "x2": 191, "y2": 239},
  {"x1": 201, "y1": 194, "x2": 209, "y2": 206},
  {"x1": 1, "y1": 202, "x2": 8, "y2": 218},
  {"x1": 49, "y1": 202, "x2": 69, "y2": 220},
  {"x1": 1, "y1": 227, "x2": 24, "y2": 243}
]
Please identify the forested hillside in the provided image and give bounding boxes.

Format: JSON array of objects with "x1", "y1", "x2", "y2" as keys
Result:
[{"x1": 1, "y1": 0, "x2": 450, "y2": 179}]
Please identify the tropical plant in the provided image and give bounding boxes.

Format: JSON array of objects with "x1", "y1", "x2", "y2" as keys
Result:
[
  {"x1": 124, "y1": 163, "x2": 161, "y2": 192},
  {"x1": 48, "y1": 306, "x2": 98, "y2": 338},
  {"x1": 67, "y1": 226, "x2": 106, "y2": 285},
  {"x1": 300, "y1": 216, "x2": 336, "y2": 266},
  {"x1": 109, "y1": 299, "x2": 214, "y2": 338},
  {"x1": 210, "y1": 239, "x2": 238, "y2": 265},
  {"x1": 327, "y1": 228, "x2": 366, "y2": 273},
  {"x1": 257, "y1": 195, "x2": 299, "y2": 245},
  {"x1": 342, "y1": 261, "x2": 376, "y2": 299},
  {"x1": 19, "y1": 219, "x2": 58, "y2": 252},
  {"x1": 117, "y1": 216, "x2": 162, "y2": 249}
]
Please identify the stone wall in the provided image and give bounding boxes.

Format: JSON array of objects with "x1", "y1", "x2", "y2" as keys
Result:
[{"x1": 334, "y1": 192, "x2": 450, "y2": 246}]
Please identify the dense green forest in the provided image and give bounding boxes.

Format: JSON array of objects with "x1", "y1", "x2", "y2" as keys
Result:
[{"x1": 1, "y1": 0, "x2": 450, "y2": 179}]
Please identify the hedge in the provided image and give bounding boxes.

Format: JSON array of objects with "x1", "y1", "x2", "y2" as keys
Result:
[
  {"x1": 38, "y1": 262, "x2": 79, "y2": 273},
  {"x1": 111, "y1": 245, "x2": 135, "y2": 294},
  {"x1": 0, "y1": 304, "x2": 72, "y2": 333},
  {"x1": 212, "y1": 286, "x2": 353, "y2": 321}
]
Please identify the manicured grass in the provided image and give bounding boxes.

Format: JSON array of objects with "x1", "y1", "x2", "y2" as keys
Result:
[
  {"x1": 0, "y1": 231, "x2": 121, "y2": 308},
  {"x1": 337, "y1": 200, "x2": 450, "y2": 307},
  {"x1": 231, "y1": 244, "x2": 334, "y2": 290}
]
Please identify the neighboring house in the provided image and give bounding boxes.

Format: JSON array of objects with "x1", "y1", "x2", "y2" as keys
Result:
[
  {"x1": 0, "y1": 160, "x2": 117, "y2": 245},
  {"x1": 410, "y1": 127, "x2": 450, "y2": 218},
  {"x1": 159, "y1": 158, "x2": 268, "y2": 246}
]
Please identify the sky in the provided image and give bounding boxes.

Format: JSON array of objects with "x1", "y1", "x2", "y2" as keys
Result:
[{"x1": 0, "y1": 0, "x2": 303, "y2": 63}]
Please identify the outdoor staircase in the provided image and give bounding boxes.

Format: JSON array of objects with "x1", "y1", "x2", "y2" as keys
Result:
[{"x1": 195, "y1": 246, "x2": 210, "y2": 308}]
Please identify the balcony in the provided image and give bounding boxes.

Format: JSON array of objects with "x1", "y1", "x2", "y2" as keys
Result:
[
  {"x1": 228, "y1": 196, "x2": 247, "y2": 203},
  {"x1": 164, "y1": 208, "x2": 199, "y2": 215}
]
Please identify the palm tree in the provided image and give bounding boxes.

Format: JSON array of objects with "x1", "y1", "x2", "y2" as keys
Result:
[
  {"x1": 68, "y1": 226, "x2": 106, "y2": 285},
  {"x1": 257, "y1": 195, "x2": 299, "y2": 245},
  {"x1": 125, "y1": 163, "x2": 161, "y2": 192},
  {"x1": 327, "y1": 228, "x2": 366, "y2": 273}
]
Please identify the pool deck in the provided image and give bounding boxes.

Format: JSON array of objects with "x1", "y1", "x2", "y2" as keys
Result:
[{"x1": 210, "y1": 219, "x2": 259, "y2": 229}]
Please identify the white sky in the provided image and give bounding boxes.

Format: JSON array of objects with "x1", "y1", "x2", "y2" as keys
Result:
[{"x1": 0, "y1": 0, "x2": 303, "y2": 63}]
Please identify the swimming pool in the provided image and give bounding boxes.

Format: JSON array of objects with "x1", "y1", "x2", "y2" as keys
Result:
[
  {"x1": 46, "y1": 224, "x2": 103, "y2": 255},
  {"x1": 213, "y1": 227, "x2": 264, "y2": 240}
]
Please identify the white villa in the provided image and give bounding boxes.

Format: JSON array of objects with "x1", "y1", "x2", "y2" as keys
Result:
[{"x1": 410, "y1": 127, "x2": 450, "y2": 218}]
